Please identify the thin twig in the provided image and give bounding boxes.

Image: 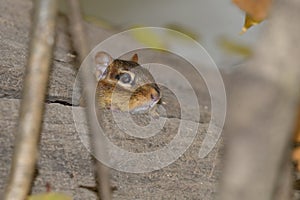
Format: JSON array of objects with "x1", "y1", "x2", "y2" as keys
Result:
[
  {"x1": 66, "y1": 0, "x2": 112, "y2": 199},
  {"x1": 3, "y1": 0, "x2": 58, "y2": 199}
]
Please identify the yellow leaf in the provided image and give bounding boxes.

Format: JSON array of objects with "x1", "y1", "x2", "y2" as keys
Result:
[
  {"x1": 218, "y1": 36, "x2": 252, "y2": 56},
  {"x1": 165, "y1": 24, "x2": 200, "y2": 41},
  {"x1": 83, "y1": 15, "x2": 113, "y2": 29},
  {"x1": 28, "y1": 192, "x2": 72, "y2": 200},
  {"x1": 240, "y1": 14, "x2": 263, "y2": 34},
  {"x1": 130, "y1": 27, "x2": 166, "y2": 49}
]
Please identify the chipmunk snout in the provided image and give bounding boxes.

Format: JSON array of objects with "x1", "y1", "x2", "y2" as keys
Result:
[{"x1": 150, "y1": 84, "x2": 161, "y2": 102}]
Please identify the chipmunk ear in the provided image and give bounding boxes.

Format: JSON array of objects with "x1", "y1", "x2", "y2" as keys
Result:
[
  {"x1": 95, "y1": 51, "x2": 113, "y2": 80},
  {"x1": 131, "y1": 53, "x2": 138, "y2": 63}
]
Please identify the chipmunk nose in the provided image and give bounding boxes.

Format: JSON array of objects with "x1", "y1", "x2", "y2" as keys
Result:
[{"x1": 150, "y1": 84, "x2": 161, "y2": 101}]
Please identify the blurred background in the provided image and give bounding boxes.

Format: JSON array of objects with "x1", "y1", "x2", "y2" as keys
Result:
[{"x1": 64, "y1": 0, "x2": 264, "y2": 68}]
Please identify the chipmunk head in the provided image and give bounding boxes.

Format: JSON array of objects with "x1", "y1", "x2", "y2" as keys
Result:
[{"x1": 95, "y1": 51, "x2": 161, "y2": 114}]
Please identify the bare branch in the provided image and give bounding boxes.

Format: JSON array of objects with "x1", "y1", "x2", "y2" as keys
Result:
[
  {"x1": 3, "y1": 0, "x2": 58, "y2": 199},
  {"x1": 66, "y1": 0, "x2": 112, "y2": 199}
]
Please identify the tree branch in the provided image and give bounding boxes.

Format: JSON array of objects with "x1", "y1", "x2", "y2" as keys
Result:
[
  {"x1": 66, "y1": 1, "x2": 112, "y2": 199},
  {"x1": 219, "y1": 0, "x2": 300, "y2": 199},
  {"x1": 3, "y1": 0, "x2": 58, "y2": 199}
]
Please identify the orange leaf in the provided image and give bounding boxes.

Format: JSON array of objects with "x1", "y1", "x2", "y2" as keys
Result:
[
  {"x1": 233, "y1": 0, "x2": 272, "y2": 21},
  {"x1": 240, "y1": 14, "x2": 263, "y2": 34}
]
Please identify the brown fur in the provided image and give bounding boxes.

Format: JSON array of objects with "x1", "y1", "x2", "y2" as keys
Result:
[{"x1": 96, "y1": 56, "x2": 161, "y2": 113}]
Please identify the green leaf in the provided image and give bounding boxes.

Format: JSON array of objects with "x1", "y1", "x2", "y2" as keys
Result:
[{"x1": 28, "y1": 192, "x2": 72, "y2": 200}]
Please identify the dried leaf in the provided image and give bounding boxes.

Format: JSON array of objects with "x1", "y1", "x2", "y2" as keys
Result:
[
  {"x1": 233, "y1": 0, "x2": 272, "y2": 21},
  {"x1": 293, "y1": 147, "x2": 300, "y2": 171},
  {"x1": 233, "y1": 0, "x2": 272, "y2": 33},
  {"x1": 240, "y1": 14, "x2": 263, "y2": 34}
]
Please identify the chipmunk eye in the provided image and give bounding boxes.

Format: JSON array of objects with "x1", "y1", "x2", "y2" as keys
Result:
[{"x1": 120, "y1": 73, "x2": 132, "y2": 84}]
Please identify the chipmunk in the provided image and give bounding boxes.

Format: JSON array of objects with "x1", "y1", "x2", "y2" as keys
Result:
[{"x1": 94, "y1": 51, "x2": 161, "y2": 114}]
